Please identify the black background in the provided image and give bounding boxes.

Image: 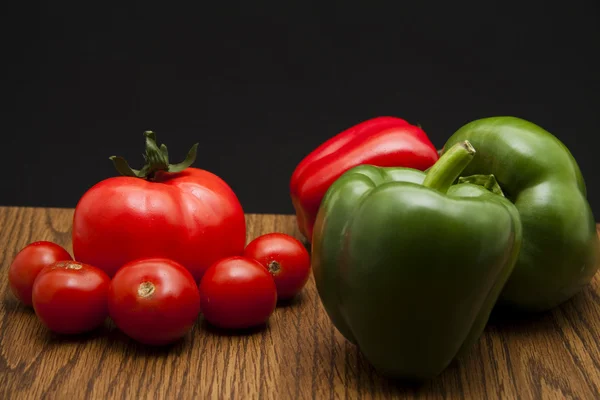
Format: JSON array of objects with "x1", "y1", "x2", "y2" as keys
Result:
[{"x1": 3, "y1": 2, "x2": 600, "y2": 217}]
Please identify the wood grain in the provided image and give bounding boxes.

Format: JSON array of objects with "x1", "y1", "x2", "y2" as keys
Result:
[{"x1": 1, "y1": 206, "x2": 600, "y2": 399}]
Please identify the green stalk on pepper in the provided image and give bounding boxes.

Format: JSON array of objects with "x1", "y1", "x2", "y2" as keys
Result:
[{"x1": 312, "y1": 140, "x2": 523, "y2": 381}]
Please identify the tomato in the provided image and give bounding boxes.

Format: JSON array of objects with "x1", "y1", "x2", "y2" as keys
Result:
[
  {"x1": 8, "y1": 241, "x2": 72, "y2": 306},
  {"x1": 32, "y1": 261, "x2": 110, "y2": 334},
  {"x1": 244, "y1": 233, "x2": 311, "y2": 300},
  {"x1": 72, "y1": 132, "x2": 246, "y2": 281},
  {"x1": 108, "y1": 258, "x2": 201, "y2": 345},
  {"x1": 199, "y1": 256, "x2": 277, "y2": 329}
]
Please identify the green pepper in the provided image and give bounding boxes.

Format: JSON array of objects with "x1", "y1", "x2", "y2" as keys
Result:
[
  {"x1": 442, "y1": 117, "x2": 600, "y2": 312},
  {"x1": 312, "y1": 141, "x2": 522, "y2": 381}
]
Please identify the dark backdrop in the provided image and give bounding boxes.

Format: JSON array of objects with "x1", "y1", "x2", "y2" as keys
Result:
[{"x1": 4, "y1": 2, "x2": 600, "y2": 217}]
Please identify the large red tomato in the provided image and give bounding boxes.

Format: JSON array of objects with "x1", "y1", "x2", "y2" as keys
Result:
[{"x1": 72, "y1": 132, "x2": 246, "y2": 281}]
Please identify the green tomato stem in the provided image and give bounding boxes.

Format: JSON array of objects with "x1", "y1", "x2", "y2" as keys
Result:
[
  {"x1": 422, "y1": 140, "x2": 476, "y2": 194},
  {"x1": 109, "y1": 131, "x2": 198, "y2": 180}
]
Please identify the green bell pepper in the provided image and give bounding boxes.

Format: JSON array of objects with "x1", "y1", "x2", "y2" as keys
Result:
[
  {"x1": 312, "y1": 141, "x2": 523, "y2": 381},
  {"x1": 442, "y1": 117, "x2": 600, "y2": 312}
]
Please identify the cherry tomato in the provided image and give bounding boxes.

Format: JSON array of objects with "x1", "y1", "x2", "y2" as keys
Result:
[
  {"x1": 108, "y1": 258, "x2": 201, "y2": 345},
  {"x1": 8, "y1": 241, "x2": 72, "y2": 306},
  {"x1": 244, "y1": 233, "x2": 311, "y2": 300},
  {"x1": 32, "y1": 261, "x2": 110, "y2": 334},
  {"x1": 199, "y1": 256, "x2": 277, "y2": 329}
]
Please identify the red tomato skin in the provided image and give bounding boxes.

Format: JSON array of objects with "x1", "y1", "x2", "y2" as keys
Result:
[
  {"x1": 199, "y1": 256, "x2": 277, "y2": 329},
  {"x1": 8, "y1": 241, "x2": 72, "y2": 306},
  {"x1": 72, "y1": 168, "x2": 246, "y2": 281},
  {"x1": 32, "y1": 261, "x2": 110, "y2": 334},
  {"x1": 108, "y1": 258, "x2": 201, "y2": 345},
  {"x1": 244, "y1": 233, "x2": 311, "y2": 300}
]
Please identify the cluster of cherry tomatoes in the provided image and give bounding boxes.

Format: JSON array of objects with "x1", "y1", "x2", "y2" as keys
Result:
[{"x1": 8, "y1": 232, "x2": 310, "y2": 345}]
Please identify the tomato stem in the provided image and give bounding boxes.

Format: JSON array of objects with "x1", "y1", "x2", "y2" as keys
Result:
[
  {"x1": 137, "y1": 282, "x2": 156, "y2": 298},
  {"x1": 109, "y1": 131, "x2": 199, "y2": 179},
  {"x1": 268, "y1": 260, "x2": 281, "y2": 275}
]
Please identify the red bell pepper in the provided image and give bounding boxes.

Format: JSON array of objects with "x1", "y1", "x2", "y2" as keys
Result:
[{"x1": 290, "y1": 116, "x2": 439, "y2": 241}]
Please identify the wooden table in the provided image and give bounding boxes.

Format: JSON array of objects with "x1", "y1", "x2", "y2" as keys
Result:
[{"x1": 1, "y1": 206, "x2": 600, "y2": 399}]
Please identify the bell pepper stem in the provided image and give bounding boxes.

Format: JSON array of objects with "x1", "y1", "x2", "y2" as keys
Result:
[{"x1": 422, "y1": 140, "x2": 476, "y2": 193}]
